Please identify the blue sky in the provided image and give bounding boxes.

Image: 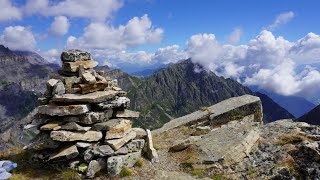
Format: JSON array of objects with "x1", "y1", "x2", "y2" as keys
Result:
[{"x1": 0, "y1": 0, "x2": 320, "y2": 102}]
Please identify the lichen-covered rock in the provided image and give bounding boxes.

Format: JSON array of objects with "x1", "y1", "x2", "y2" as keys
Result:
[
  {"x1": 64, "y1": 110, "x2": 113, "y2": 125},
  {"x1": 107, "y1": 151, "x2": 141, "y2": 176},
  {"x1": 61, "y1": 49, "x2": 91, "y2": 62},
  {"x1": 106, "y1": 131, "x2": 136, "y2": 150},
  {"x1": 145, "y1": 129, "x2": 159, "y2": 163},
  {"x1": 87, "y1": 158, "x2": 106, "y2": 178},
  {"x1": 52, "y1": 90, "x2": 120, "y2": 103}
]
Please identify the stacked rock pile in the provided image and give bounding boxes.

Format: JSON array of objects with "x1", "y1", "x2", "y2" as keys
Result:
[{"x1": 24, "y1": 49, "x2": 158, "y2": 178}]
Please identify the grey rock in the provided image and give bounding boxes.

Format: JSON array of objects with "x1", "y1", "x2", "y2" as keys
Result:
[
  {"x1": 93, "y1": 145, "x2": 115, "y2": 157},
  {"x1": 52, "y1": 81, "x2": 65, "y2": 96},
  {"x1": 64, "y1": 109, "x2": 113, "y2": 125},
  {"x1": 69, "y1": 160, "x2": 81, "y2": 170},
  {"x1": 47, "y1": 79, "x2": 59, "y2": 88},
  {"x1": 51, "y1": 130, "x2": 103, "y2": 142},
  {"x1": 87, "y1": 158, "x2": 106, "y2": 178},
  {"x1": 106, "y1": 130, "x2": 136, "y2": 150},
  {"x1": 82, "y1": 72, "x2": 96, "y2": 84},
  {"x1": 61, "y1": 49, "x2": 91, "y2": 62},
  {"x1": 38, "y1": 104, "x2": 91, "y2": 116},
  {"x1": 126, "y1": 139, "x2": 145, "y2": 153},
  {"x1": 92, "y1": 118, "x2": 122, "y2": 131},
  {"x1": 105, "y1": 119, "x2": 131, "y2": 139},
  {"x1": 52, "y1": 90, "x2": 120, "y2": 104},
  {"x1": 114, "y1": 146, "x2": 129, "y2": 155},
  {"x1": 49, "y1": 145, "x2": 79, "y2": 162},
  {"x1": 145, "y1": 129, "x2": 159, "y2": 163},
  {"x1": 95, "y1": 97, "x2": 130, "y2": 110},
  {"x1": 59, "y1": 122, "x2": 91, "y2": 131},
  {"x1": 107, "y1": 151, "x2": 141, "y2": 176},
  {"x1": 169, "y1": 136, "x2": 202, "y2": 152},
  {"x1": 76, "y1": 142, "x2": 93, "y2": 148},
  {"x1": 115, "y1": 109, "x2": 140, "y2": 118},
  {"x1": 153, "y1": 95, "x2": 262, "y2": 135},
  {"x1": 84, "y1": 149, "x2": 94, "y2": 162}
]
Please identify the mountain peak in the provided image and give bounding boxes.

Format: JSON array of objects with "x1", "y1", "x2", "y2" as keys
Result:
[{"x1": 0, "y1": 45, "x2": 14, "y2": 56}]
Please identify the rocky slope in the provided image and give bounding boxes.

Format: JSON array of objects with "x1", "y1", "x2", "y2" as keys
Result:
[
  {"x1": 109, "y1": 59, "x2": 294, "y2": 129},
  {"x1": 0, "y1": 45, "x2": 58, "y2": 148},
  {"x1": 298, "y1": 104, "x2": 320, "y2": 125}
]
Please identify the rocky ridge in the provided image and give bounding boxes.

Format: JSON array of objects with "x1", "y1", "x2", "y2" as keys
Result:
[{"x1": 23, "y1": 49, "x2": 158, "y2": 178}]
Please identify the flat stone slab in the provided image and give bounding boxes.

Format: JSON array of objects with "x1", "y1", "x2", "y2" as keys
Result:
[
  {"x1": 92, "y1": 118, "x2": 122, "y2": 131},
  {"x1": 38, "y1": 104, "x2": 91, "y2": 116},
  {"x1": 115, "y1": 110, "x2": 140, "y2": 118},
  {"x1": 64, "y1": 109, "x2": 113, "y2": 125},
  {"x1": 105, "y1": 119, "x2": 131, "y2": 139},
  {"x1": 59, "y1": 122, "x2": 91, "y2": 131},
  {"x1": 40, "y1": 121, "x2": 64, "y2": 131},
  {"x1": 106, "y1": 130, "x2": 136, "y2": 150},
  {"x1": 49, "y1": 145, "x2": 79, "y2": 161},
  {"x1": 61, "y1": 49, "x2": 91, "y2": 62},
  {"x1": 52, "y1": 90, "x2": 119, "y2": 103},
  {"x1": 51, "y1": 130, "x2": 103, "y2": 142},
  {"x1": 154, "y1": 95, "x2": 262, "y2": 134},
  {"x1": 195, "y1": 122, "x2": 260, "y2": 165},
  {"x1": 95, "y1": 97, "x2": 130, "y2": 110}
]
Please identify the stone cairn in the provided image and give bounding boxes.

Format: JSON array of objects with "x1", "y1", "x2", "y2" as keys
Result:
[{"x1": 23, "y1": 49, "x2": 159, "y2": 178}]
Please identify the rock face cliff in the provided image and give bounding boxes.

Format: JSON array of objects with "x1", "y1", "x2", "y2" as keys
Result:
[
  {"x1": 0, "y1": 45, "x2": 58, "y2": 149},
  {"x1": 106, "y1": 59, "x2": 294, "y2": 129}
]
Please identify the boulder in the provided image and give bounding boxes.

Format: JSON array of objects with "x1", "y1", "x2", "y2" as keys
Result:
[
  {"x1": 59, "y1": 122, "x2": 91, "y2": 131},
  {"x1": 194, "y1": 122, "x2": 260, "y2": 165},
  {"x1": 64, "y1": 110, "x2": 113, "y2": 125},
  {"x1": 62, "y1": 60, "x2": 98, "y2": 72},
  {"x1": 51, "y1": 130, "x2": 102, "y2": 142},
  {"x1": 106, "y1": 131, "x2": 136, "y2": 150},
  {"x1": 115, "y1": 110, "x2": 140, "y2": 118},
  {"x1": 49, "y1": 145, "x2": 79, "y2": 161},
  {"x1": 105, "y1": 119, "x2": 131, "y2": 139},
  {"x1": 52, "y1": 90, "x2": 119, "y2": 104},
  {"x1": 87, "y1": 158, "x2": 106, "y2": 178},
  {"x1": 61, "y1": 49, "x2": 91, "y2": 62},
  {"x1": 145, "y1": 129, "x2": 159, "y2": 163},
  {"x1": 38, "y1": 104, "x2": 91, "y2": 116},
  {"x1": 82, "y1": 72, "x2": 96, "y2": 84},
  {"x1": 107, "y1": 151, "x2": 141, "y2": 176}
]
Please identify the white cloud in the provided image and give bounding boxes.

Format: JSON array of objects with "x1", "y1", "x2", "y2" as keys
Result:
[
  {"x1": 267, "y1": 11, "x2": 295, "y2": 31},
  {"x1": 228, "y1": 28, "x2": 242, "y2": 44},
  {"x1": 0, "y1": 0, "x2": 22, "y2": 23},
  {"x1": 0, "y1": 26, "x2": 36, "y2": 51},
  {"x1": 39, "y1": 48, "x2": 60, "y2": 63},
  {"x1": 24, "y1": 0, "x2": 123, "y2": 22},
  {"x1": 49, "y1": 16, "x2": 70, "y2": 36},
  {"x1": 67, "y1": 14, "x2": 163, "y2": 50},
  {"x1": 183, "y1": 30, "x2": 320, "y2": 99}
]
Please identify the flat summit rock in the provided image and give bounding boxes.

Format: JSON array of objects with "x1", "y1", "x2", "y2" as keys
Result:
[
  {"x1": 52, "y1": 90, "x2": 119, "y2": 103},
  {"x1": 51, "y1": 130, "x2": 103, "y2": 142}
]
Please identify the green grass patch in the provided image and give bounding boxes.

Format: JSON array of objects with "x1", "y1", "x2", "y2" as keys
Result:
[
  {"x1": 246, "y1": 169, "x2": 259, "y2": 175},
  {"x1": 119, "y1": 167, "x2": 133, "y2": 177},
  {"x1": 61, "y1": 168, "x2": 81, "y2": 180},
  {"x1": 191, "y1": 168, "x2": 205, "y2": 178},
  {"x1": 231, "y1": 115, "x2": 244, "y2": 121},
  {"x1": 135, "y1": 158, "x2": 144, "y2": 167}
]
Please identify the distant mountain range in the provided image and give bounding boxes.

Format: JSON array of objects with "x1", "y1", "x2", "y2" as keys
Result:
[
  {"x1": 297, "y1": 104, "x2": 320, "y2": 125},
  {"x1": 250, "y1": 88, "x2": 316, "y2": 117},
  {"x1": 106, "y1": 59, "x2": 294, "y2": 129}
]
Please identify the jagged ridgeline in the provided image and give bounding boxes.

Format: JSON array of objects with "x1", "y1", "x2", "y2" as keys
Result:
[{"x1": 24, "y1": 50, "x2": 158, "y2": 178}]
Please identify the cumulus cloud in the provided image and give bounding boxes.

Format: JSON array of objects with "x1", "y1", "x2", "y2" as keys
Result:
[
  {"x1": 24, "y1": 0, "x2": 123, "y2": 22},
  {"x1": 228, "y1": 28, "x2": 242, "y2": 44},
  {"x1": 0, "y1": 0, "x2": 22, "y2": 23},
  {"x1": 39, "y1": 48, "x2": 60, "y2": 63},
  {"x1": 267, "y1": 11, "x2": 295, "y2": 31},
  {"x1": 0, "y1": 26, "x2": 36, "y2": 51},
  {"x1": 49, "y1": 16, "x2": 70, "y2": 36},
  {"x1": 183, "y1": 30, "x2": 320, "y2": 99},
  {"x1": 67, "y1": 14, "x2": 163, "y2": 50}
]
